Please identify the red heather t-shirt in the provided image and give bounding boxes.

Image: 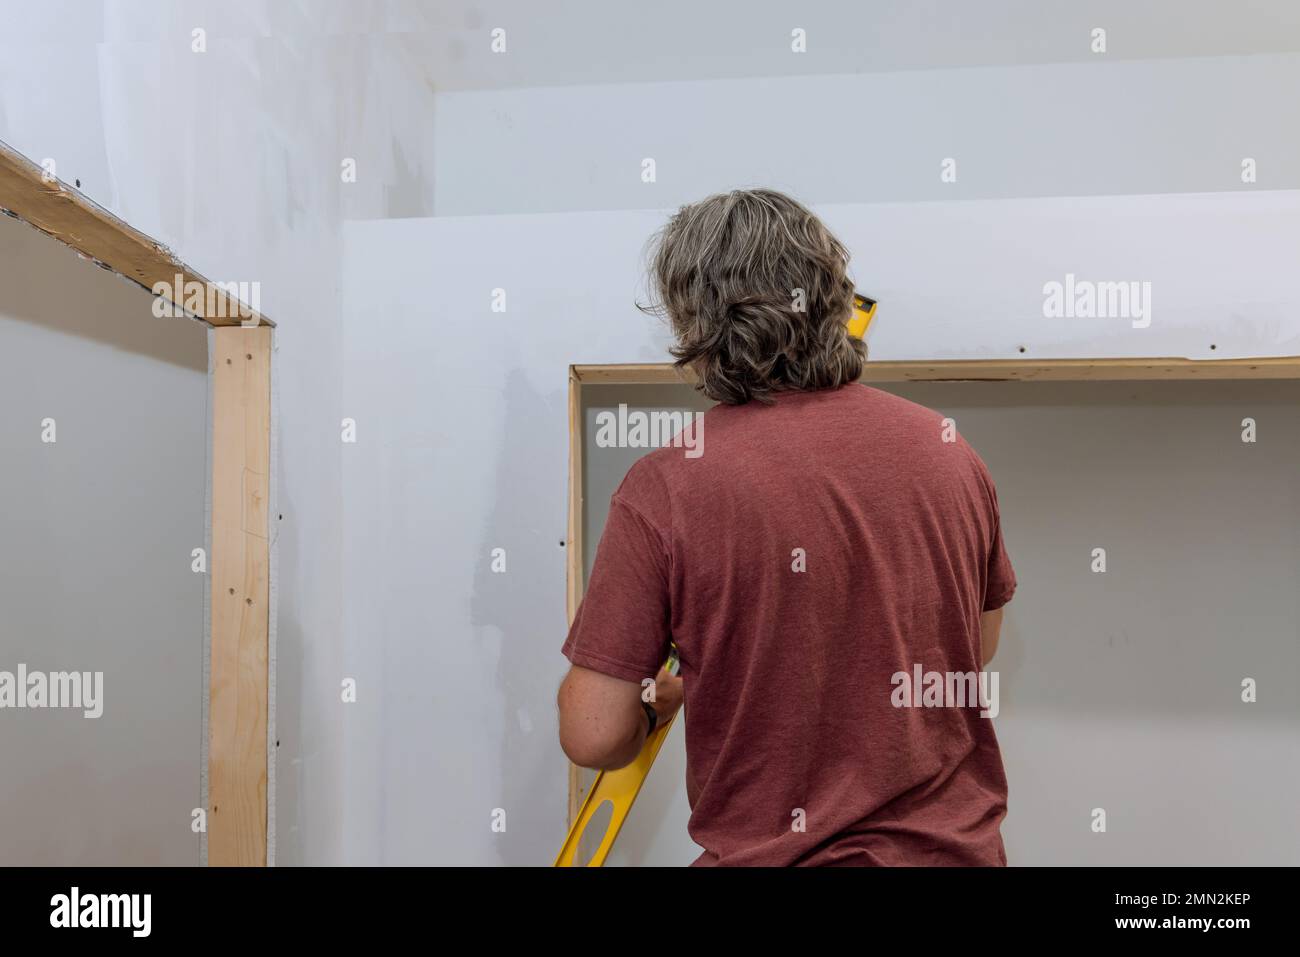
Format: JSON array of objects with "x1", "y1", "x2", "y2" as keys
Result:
[{"x1": 562, "y1": 383, "x2": 1016, "y2": 866}]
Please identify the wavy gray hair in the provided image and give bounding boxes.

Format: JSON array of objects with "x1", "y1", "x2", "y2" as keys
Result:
[{"x1": 641, "y1": 188, "x2": 865, "y2": 405}]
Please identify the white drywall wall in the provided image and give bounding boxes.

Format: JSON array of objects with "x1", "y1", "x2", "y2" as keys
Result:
[
  {"x1": 434, "y1": 53, "x2": 1300, "y2": 216},
  {"x1": 415, "y1": 0, "x2": 1300, "y2": 90},
  {"x1": 0, "y1": 1, "x2": 439, "y2": 864},
  {"x1": 0, "y1": 212, "x2": 207, "y2": 865}
]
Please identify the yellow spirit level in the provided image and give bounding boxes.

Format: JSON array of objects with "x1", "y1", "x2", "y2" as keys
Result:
[
  {"x1": 555, "y1": 650, "x2": 681, "y2": 867},
  {"x1": 848, "y1": 292, "x2": 877, "y2": 340}
]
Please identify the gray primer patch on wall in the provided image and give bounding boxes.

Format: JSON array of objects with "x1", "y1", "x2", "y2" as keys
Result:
[{"x1": 0, "y1": 212, "x2": 208, "y2": 865}]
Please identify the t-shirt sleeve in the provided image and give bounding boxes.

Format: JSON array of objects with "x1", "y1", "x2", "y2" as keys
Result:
[
  {"x1": 561, "y1": 495, "x2": 673, "y2": 684},
  {"x1": 983, "y1": 479, "x2": 1017, "y2": 612}
]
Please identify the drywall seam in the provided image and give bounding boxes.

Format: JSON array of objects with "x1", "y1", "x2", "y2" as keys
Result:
[
  {"x1": 199, "y1": 326, "x2": 215, "y2": 866},
  {"x1": 266, "y1": 330, "x2": 279, "y2": 867}
]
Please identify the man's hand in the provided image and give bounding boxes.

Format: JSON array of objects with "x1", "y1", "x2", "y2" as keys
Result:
[
  {"x1": 645, "y1": 665, "x2": 684, "y2": 728},
  {"x1": 558, "y1": 661, "x2": 685, "y2": 771}
]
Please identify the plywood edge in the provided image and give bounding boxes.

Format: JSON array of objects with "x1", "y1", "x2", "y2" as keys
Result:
[
  {"x1": 566, "y1": 368, "x2": 586, "y2": 622},
  {"x1": 571, "y1": 363, "x2": 688, "y2": 385},
  {"x1": 209, "y1": 326, "x2": 272, "y2": 866},
  {"x1": 0, "y1": 138, "x2": 273, "y2": 328},
  {"x1": 573, "y1": 356, "x2": 1300, "y2": 385},
  {"x1": 565, "y1": 367, "x2": 586, "y2": 828}
]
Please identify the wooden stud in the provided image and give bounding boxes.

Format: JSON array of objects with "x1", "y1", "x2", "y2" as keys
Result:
[
  {"x1": 0, "y1": 138, "x2": 271, "y2": 328},
  {"x1": 209, "y1": 326, "x2": 272, "y2": 866},
  {"x1": 572, "y1": 356, "x2": 1300, "y2": 386},
  {"x1": 566, "y1": 367, "x2": 588, "y2": 829},
  {"x1": 566, "y1": 368, "x2": 586, "y2": 630}
]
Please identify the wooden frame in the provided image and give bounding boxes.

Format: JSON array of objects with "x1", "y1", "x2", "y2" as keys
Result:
[
  {"x1": 564, "y1": 356, "x2": 1300, "y2": 822},
  {"x1": 0, "y1": 140, "x2": 271, "y2": 327},
  {"x1": 573, "y1": 357, "x2": 1300, "y2": 386},
  {"x1": 208, "y1": 327, "x2": 272, "y2": 865},
  {"x1": 1, "y1": 139, "x2": 272, "y2": 865},
  {"x1": 566, "y1": 368, "x2": 587, "y2": 827}
]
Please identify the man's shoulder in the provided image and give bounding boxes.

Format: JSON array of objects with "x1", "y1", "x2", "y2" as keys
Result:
[
  {"x1": 613, "y1": 449, "x2": 675, "y2": 518},
  {"x1": 852, "y1": 385, "x2": 994, "y2": 486},
  {"x1": 854, "y1": 383, "x2": 945, "y2": 426}
]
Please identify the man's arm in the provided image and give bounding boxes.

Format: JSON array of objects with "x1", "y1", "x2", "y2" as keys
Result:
[
  {"x1": 557, "y1": 664, "x2": 683, "y2": 771},
  {"x1": 980, "y1": 606, "x2": 1004, "y2": 667},
  {"x1": 976, "y1": 458, "x2": 1015, "y2": 667}
]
